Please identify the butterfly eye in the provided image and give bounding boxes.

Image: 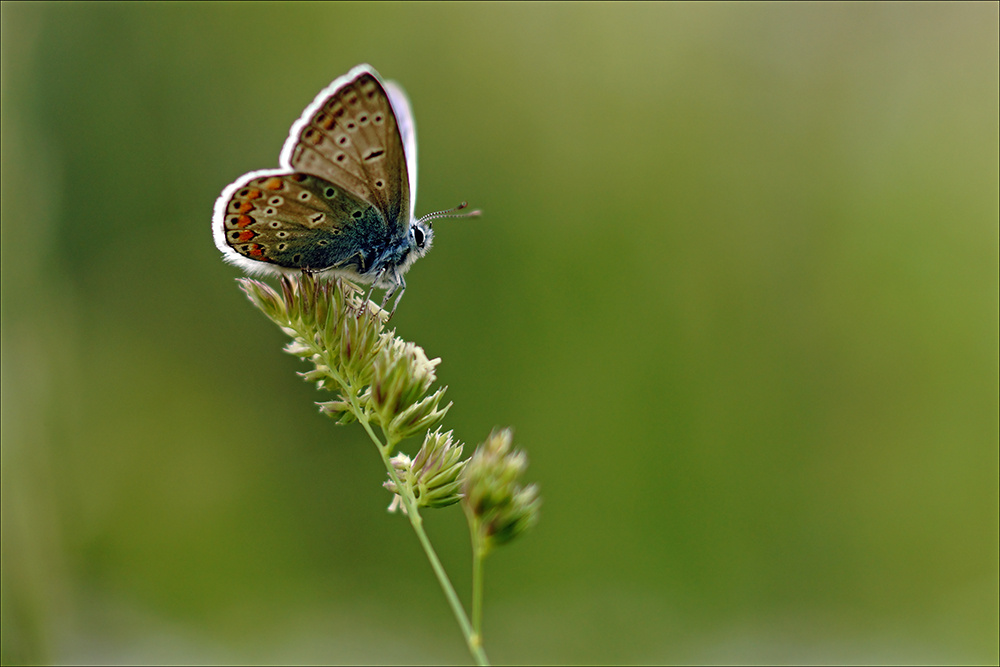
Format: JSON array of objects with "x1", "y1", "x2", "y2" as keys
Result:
[{"x1": 414, "y1": 226, "x2": 426, "y2": 248}]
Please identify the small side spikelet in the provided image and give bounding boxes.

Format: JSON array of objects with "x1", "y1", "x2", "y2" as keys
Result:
[
  {"x1": 461, "y1": 428, "x2": 540, "y2": 555},
  {"x1": 384, "y1": 428, "x2": 467, "y2": 512}
]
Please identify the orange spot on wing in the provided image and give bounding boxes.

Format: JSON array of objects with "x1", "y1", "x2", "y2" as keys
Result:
[
  {"x1": 248, "y1": 244, "x2": 266, "y2": 258},
  {"x1": 237, "y1": 230, "x2": 256, "y2": 242},
  {"x1": 264, "y1": 178, "x2": 284, "y2": 190},
  {"x1": 246, "y1": 188, "x2": 262, "y2": 200},
  {"x1": 237, "y1": 201, "x2": 254, "y2": 213},
  {"x1": 237, "y1": 215, "x2": 254, "y2": 228}
]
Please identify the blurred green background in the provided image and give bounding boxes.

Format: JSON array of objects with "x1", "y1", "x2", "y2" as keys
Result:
[{"x1": 2, "y1": 2, "x2": 997, "y2": 664}]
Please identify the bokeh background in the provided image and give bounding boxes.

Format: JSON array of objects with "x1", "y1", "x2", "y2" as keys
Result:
[{"x1": 2, "y1": 3, "x2": 997, "y2": 664}]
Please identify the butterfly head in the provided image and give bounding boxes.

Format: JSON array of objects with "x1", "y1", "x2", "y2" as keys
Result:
[
  {"x1": 412, "y1": 219, "x2": 434, "y2": 257},
  {"x1": 387, "y1": 219, "x2": 434, "y2": 278}
]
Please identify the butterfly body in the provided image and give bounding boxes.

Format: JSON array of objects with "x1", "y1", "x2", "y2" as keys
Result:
[{"x1": 213, "y1": 64, "x2": 445, "y2": 309}]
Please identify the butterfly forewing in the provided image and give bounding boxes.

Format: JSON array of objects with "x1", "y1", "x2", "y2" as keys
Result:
[
  {"x1": 220, "y1": 171, "x2": 376, "y2": 272},
  {"x1": 283, "y1": 71, "x2": 411, "y2": 237}
]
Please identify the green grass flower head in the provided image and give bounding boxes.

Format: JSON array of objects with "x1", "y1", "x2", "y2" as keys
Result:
[{"x1": 231, "y1": 272, "x2": 539, "y2": 665}]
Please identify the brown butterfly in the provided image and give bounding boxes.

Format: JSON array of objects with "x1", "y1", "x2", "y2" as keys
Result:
[{"x1": 212, "y1": 64, "x2": 478, "y2": 314}]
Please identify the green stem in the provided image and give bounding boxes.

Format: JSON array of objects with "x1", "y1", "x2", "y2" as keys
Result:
[
  {"x1": 414, "y1": 515, "x2": 489, "y2": 665},
  {"x1": 349, "y1": 398, "x2": 490, "y2": 666},
  {"x1": 471, "y1": 533, "x2": 485, "y2": 643}
]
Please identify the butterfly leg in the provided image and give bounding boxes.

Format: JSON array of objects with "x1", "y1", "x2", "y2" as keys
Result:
[
  {"x1": 386, "y1": 284, "x2": 406, "y2": 320},
  {"x1": 357, "y1": 267, "x2": 401, "y2": 320},
  {"x1": 380, "y1": 272, "x2": 406, "y2": 320},
  {"x1": 361, "y1": 278, "x2": 381, "y2": 314}
]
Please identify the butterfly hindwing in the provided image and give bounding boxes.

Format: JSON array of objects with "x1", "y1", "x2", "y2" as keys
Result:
[
  {"x1": 217, "y1": 170, "x2": 381, "y2": 274},
  {"x1": 280, "y1": 67, "x2": 411, "y2": 238}
]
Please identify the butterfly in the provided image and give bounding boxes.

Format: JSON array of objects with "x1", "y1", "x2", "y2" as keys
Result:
[{"x1": 212, "y1": 63, "x2": 478, "y2": 315}]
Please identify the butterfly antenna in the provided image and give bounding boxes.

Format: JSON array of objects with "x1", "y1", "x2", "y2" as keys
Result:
[{"x1": 417, "y1": 201, "x2": 482, "y2": 226}]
